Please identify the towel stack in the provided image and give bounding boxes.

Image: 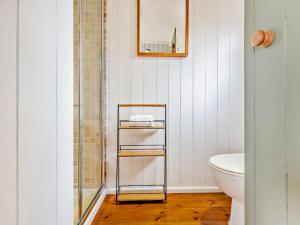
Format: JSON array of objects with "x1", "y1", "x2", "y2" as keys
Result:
[{"x1": 129, "y1": 115, "x2": 154, "y2": 127}]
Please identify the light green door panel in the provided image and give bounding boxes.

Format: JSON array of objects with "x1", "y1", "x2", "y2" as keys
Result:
[{"x1": 246, "y1": 0, "x2": 300, "y2": 224}]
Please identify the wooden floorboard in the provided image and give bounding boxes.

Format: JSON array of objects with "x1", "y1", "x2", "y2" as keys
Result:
[{"x1": 92, "y1": 193, "x2": 231, "y2": 225}]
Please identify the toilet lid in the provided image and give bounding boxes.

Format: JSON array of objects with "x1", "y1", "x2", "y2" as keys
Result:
[{"x1": 209, "y1": 153, "x2": 244, "y2": 175}]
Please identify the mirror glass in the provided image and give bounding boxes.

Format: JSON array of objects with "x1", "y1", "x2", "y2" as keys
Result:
[{"x1": 138, "y1": 0, "x2": 188, "y2": 56}]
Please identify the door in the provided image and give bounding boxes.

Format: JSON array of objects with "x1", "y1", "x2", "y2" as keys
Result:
[{"x1": 245, "y1": 0, "x2": 300, "y2": 225}]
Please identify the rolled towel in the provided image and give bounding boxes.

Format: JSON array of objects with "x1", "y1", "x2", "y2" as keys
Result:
[{"x1": 129, "y1": 115, "x2": 154, "y2": 127}]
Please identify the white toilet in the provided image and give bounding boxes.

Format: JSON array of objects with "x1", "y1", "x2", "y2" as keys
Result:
[{"x1": 209, "y1": 153, "x2": 244, "y2": 225}]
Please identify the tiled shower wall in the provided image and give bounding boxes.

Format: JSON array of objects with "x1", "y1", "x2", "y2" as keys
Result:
[{"x1": 74, "y1": 0, "x2": 103, "y2": 190}]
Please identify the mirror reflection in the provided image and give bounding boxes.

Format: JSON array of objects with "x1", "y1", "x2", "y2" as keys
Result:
[{"x1": 139, "y1": 0, "x2": 188, "y2": 56}]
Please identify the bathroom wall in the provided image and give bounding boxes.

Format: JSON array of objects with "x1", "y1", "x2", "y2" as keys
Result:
[
  {"x1": 106, "y1": 0, "x2": 244, "y2": 190},
  {"x1": 0, "y1": 0, "x2": 73, "y2": 225}
]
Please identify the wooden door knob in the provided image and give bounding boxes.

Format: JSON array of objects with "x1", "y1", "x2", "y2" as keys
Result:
[{"x1": 251, "y1": 30, "x2": 275, "y2": 48}]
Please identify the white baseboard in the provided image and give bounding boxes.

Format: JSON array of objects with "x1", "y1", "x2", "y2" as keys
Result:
[
  {"x1": 83, "y1": 188, "x2": 107, "y2": 225},
  {"x1": 106, "y1": 186, "x2": 221, "y2": 194}
]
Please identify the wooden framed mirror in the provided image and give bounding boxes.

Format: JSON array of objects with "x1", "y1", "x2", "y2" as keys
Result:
[{"x1": 137, "y1": 0, "x2": 189, "y2": 57}]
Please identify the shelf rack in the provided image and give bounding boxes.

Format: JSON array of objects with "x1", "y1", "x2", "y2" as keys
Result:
[{"x1": 116, "y1": 104, "x2": 167, "y2": 203}]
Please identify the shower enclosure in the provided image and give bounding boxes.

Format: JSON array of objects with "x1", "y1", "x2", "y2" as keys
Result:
[{"x1": 74, "y1": 0, "x2": 104, "y2": 224}]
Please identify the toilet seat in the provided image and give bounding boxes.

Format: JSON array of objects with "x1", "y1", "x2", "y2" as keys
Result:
[{"x1": 209, "y1": 153, "x2": 244, "y2": 177}]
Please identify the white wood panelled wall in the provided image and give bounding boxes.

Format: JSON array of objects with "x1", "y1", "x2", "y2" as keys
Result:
[
  {"x1": 0, "y1": 0, "x2": 73, "y2": 225},
  {"x1": 107, "y1": 0, "x2": 244, "y2": 189}
]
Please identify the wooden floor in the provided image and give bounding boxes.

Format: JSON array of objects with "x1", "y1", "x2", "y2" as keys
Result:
[{"x1": 92, "y1": 193, "x2": 231, "y2": 225}]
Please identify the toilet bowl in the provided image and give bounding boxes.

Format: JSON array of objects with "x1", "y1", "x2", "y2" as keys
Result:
[{"x1": 209, "y1": 153, "x2": 244, "y2": 225}]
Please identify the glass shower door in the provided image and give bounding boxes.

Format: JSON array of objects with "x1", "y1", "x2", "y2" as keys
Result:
[
  {"x1": 80, "y1": 0, "x2": 103, "y2": 215},
  {"x1": 74, "y1": 0, "x2": 104, "y2": 224},
  {"x1": 74, "y1": 0, "x2": 80, "y2": 222}
]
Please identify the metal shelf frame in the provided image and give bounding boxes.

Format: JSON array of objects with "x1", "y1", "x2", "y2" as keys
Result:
[{"x1": 116, "y1": 104, "x2": 167, "y2": 203}]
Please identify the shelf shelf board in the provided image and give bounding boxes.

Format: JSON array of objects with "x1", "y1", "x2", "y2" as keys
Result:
[
  {"x1": 118, "y1": 149, "x2": 165, "y2": 157},
  {"x1": 118, "y1": 124, "x2": 165, "y2": 129},
  {"x1": 119, "y1": 120, "x2": 165, "y2": 122},
  {"x1": 118, "y1": 192, "x2": 165, "y2": 202}
]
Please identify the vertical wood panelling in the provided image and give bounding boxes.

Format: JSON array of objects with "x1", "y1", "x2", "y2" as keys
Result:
[
  {"x1": 168, "y1": 59, "x2": 182, "y2": 186},
  {"x1": 130, "y1": 57, "x2": 145, "y2": 185},
  {"x1": 107, "y1": 0, "x2": 119, "y2": 188},
  {"x1": 0, "y1": 1, "x2": 18, "y2": 224},
  {"x1": 229, "y1": 0, "x2": 244, "y2": 153},
  {"x1": 130, "y1": 0, "x2": 145, "y2": 186},
  {"x1": 18, "y1": 0, "x2": 57, "y2": 224},
  {"x1": 180, "y1": 0, "x2": 194, "y2": 186},
  {"x1": 57, "y1": 0, "x2": 73, "y2": 224},
  {"x1": 156, "y1": 58, "x2": 169, "y2": 184},
  {"x1": 204, "y1": 0, "x2": 219, "y2": 186},
  {"x1": 0, "y1": 0, "x2": 73, "y2": 224},
  {"x1": 107, "y1": 0, "x2": 244, "y2": 189},
  {"x1": 217, "y1": 0, "x2": 230, "y2": 155},
  {"x1": 142, "y1": 58, "x2": 158, "y2": 185},
  {"x1": 118, "y1": 0, "x2": 133, "y2": 185},
  {"x1": 192, "y1": 0, "x2": 206, "y2": 186}
]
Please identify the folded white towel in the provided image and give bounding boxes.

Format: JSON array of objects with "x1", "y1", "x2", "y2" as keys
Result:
[
  {"x1": 129, "y1": 115, "x2": 154, "y2": 127},
  {"x1": 129, "y1": 115, "x2": 154, "y2": 122}
]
